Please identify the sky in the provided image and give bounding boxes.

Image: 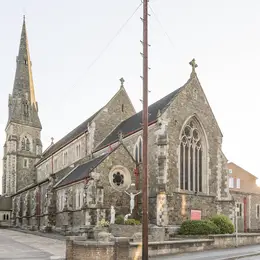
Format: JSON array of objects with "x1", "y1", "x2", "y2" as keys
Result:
[{"x1": 1, "y1": 0, "x2": 260, "y2": 193}]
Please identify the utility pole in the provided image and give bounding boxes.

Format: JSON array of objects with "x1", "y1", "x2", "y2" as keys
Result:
[{"x1": 142, "y1": 0, "x2": 149, "y2": 259}]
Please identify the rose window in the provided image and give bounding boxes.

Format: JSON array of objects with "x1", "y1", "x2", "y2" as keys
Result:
[{"x1": 113, "y1": 172, "x2": 124, "y2": 186}]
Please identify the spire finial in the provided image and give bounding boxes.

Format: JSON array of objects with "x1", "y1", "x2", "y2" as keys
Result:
[
  {"x1": 120, "y1": 77, "x2": 125, "y2": 88},
  {"x1": 23, "y1": 15, "x2": 25, "y2": 22},
  {"x1": 51, "y1": 137, "x2": 54, "y2": 145},
  {"x1": 189, "y1": 58, "x2": 198, "y2": 77}
]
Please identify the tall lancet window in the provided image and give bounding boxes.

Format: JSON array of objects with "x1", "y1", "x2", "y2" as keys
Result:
[
  {"x1": 180, "y1": 118, "x2": 205, "y2": 192},
  {"x1": 134, "y1": 136, "x2": 143, "y2": 164}
]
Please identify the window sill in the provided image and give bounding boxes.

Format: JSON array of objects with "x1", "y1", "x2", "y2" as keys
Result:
[{"x1": 174, "y1": 189, "x2": 216, "y2": 197}]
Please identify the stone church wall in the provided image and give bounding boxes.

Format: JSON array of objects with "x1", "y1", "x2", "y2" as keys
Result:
[{"x1": 93, "y1": 87, "x2": 136, "y2": 148}]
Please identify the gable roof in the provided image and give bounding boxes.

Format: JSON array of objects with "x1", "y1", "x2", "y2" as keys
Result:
[
  {"x1": 228, "y1": 162, "x2": 258, "y2": 179},
  {"x1": 36, "y1": 109, "x2": 102, "y2": 166},
  {"x1": 95, "y1": 86, "x2": 184, "y2": 151},
  {"x1": 55, "y1": 153, "x2": 109, "y2": 188}
]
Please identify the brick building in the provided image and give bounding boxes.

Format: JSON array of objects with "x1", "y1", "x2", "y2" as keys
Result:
[
  {"x1": 228, "y1": 162, "x2": 260, "y2": 232},
  {"x1": 2, "y1": 17, "x2": 235, "y2": 233}
]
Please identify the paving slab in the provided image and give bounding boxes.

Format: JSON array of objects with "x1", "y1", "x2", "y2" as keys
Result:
[{"x1": 0, "y1": 229, "x2": 65, "y2": 260}]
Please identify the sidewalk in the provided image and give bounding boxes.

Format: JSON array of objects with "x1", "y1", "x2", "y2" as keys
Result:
[{"x1": 151, "y1": 244, "x2": 260, "y2": 260}]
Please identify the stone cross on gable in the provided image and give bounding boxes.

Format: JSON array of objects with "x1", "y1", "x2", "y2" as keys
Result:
[
  {"x1": 120, "y1": 77, "x2": 125, "y2": 88},
  {"x1": 51, "y1": 137, "x2": 54, "y2": 145},
  {"x1": 189, "y1": 58, "x2": 198, "y2": 76}
]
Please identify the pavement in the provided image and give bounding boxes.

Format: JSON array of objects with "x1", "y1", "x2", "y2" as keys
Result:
[
  {"x1": 151, "y1": 244, "x2": 260, "y2": 260},
  {"x1": 0, "y1": 229, "x2": 65, "y2": 260},
  {"x1": 1, "y1": 228, "x2": 260, "y2": 260}
]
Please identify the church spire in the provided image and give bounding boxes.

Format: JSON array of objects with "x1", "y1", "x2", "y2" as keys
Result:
[
  {"x1": 7, "y1": 16, "x2": 41, "y2": 129},
  {"x1": 12, "y1": 16, "x2": 36, "y2": 106}
]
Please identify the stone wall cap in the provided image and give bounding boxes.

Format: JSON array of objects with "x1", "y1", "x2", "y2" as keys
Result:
[
  {"x1": 130, "y1": 238, "x2": 214, "y2": 246},
  {"x1": 210, "y1": 233, "x2": 260, "y2": 238},
  {"x1": 74, "y1": 240, "x2": 115, "y2": 247}
]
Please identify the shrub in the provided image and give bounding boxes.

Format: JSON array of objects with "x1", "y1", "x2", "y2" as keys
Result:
[
  {"x1": 210, "y1": 215, "x2": 234, "y2": 234},
  {"x1": 115, "y1": 215, "x2": 124, "y2": 225},
  {"x1": 179, "y1": 220, "x2": 220, "y2": 235},
  {"x1": 98, "y1": 219, "x2": 110, "y2": 227},
  {"x1": 124, "y1": 219, "x2": 141, "y2": 225}
]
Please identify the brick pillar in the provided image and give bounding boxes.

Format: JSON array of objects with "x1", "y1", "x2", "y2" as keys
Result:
[
  {"x1": 114, "y1": 238, "x2": 130, "y2": 260},
  {"x1": 66, "y1": 238, "x2": 73, "y2": 260}
]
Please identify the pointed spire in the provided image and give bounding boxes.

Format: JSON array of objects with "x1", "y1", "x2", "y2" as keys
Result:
[
  {"x1": 14, "y1": 16, "x2": 37, "y2": 106},
  {"x1": 7, "y1": 17, "x2": 41, "y2": 129}
]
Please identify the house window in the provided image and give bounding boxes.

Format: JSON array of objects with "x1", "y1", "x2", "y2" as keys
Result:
[
  {"x1": 3, "y1": 214, "x2": 5, "y2": 220},
  {"x1": 23, "y1": 158, "x2": 28, "y2": 168},
  {"x1": 6, "y1": 214, "x2": 8, "y2": 220},
  {"x1": 180, "y1": 119, "x2": 205, "y2": 192},
  {"x1": 229, "y1": 169, "x2": 232, "y2": 174},
  {"x1": 236, "y1": 178, "x2": 240, "y2": 189},
  {"x1": 134, "y1": 137, "x2": 143, "y2": 164},
  {"x1": 236, "y1": 203, "x2": 243, "y2": 217},
  {"x1": 256, "y1": 205, "x2": 260, "y2": 219},
  {"x1": 229, "y1": 177, "x2": 234, "y2": 188}
]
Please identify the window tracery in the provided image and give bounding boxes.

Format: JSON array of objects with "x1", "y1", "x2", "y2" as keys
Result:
[{"x1": 180, "y1": 118, "x2": 205, "y2": 192}]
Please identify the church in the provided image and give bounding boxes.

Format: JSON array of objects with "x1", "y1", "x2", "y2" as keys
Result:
[{"x1": 2, "y1": 17, "x2": 235, "y2": 233}]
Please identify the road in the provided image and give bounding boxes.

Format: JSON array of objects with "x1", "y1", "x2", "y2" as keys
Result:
[
  {"x1": 0, "y1": 229, "x2": 65, "y2": 260},
  {"x1": 152, "y1": 244, "x2": 260, "y2": 260}
]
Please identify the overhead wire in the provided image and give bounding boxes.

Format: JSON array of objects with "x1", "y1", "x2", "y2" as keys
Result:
[
  {"x1": 148, "y1": 3, "x2": 175, "y2": 48},
  {"x1": 81, "y1": 2, "x2": 142, "y2": 78}
]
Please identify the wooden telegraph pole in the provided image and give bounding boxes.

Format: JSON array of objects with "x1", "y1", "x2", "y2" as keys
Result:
[{"x1": 142, "y1": 0, "x2": 149, "y2": 259}]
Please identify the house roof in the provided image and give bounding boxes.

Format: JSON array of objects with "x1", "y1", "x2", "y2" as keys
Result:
[
  {"x1": 95, "y1": 86, "x2": 184, "y2": 151},
  {"x1": 55, "y1": 153, "x2": 109, "y2": 188},
  {"x1": 228, "y1": 162, "x2": 258, "y2": 179},
  {"x1": 36, "y1": 109, "x2": 101, "y2": 166}
]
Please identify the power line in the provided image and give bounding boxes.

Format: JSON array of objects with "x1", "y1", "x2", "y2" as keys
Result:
[
  {"x1": 148, "y1": 3, "x2": 175, "y2": 48},
  {"x1": 82, "y1": 3, "x2": 142, "y2": 77}
]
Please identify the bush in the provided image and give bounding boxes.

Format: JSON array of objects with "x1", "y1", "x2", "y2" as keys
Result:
[
  {"x1": 115, "y1": 215, "x2": 124, "y2": 224},
  {"x1": 124, "y1": 219, "x2": 141, "y2": 225},
  {"x1": 210, "y1": 215, "x2": 234, "y2": 234},
  {"x1": 179, "y1": 220, "x2": 220, "y2": 235}
]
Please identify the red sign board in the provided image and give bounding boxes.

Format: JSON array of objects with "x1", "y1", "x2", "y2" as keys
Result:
[{"x1": 191, "y1": 210, "x2": 201, "y2": 220}]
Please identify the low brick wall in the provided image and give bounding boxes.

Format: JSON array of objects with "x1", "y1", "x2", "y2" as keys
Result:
[
  {"x1": 66, "y1": 233, "x2": 260, "y2": 259},
  {"x1": 210, "y1": 233, "x2": 260, "y2": 248},
  {"x1": 66, "y1": 236, "x2": 129, "y2": 260},
  {"x1": 110, "y1": 224, "x2": 141, "y2": 237}
]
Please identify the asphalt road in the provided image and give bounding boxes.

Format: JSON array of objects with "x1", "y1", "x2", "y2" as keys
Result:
[{"x1": 0, "y1": 229, "x2": 65, "y2": 260}]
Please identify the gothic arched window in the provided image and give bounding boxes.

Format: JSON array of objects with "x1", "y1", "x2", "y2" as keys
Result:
[
  {"x1": 21, "y1": 138, "x2": 25, "y2": 150},
  {"x1": 134, "y1": 136, "x2": 143, "y2": 164},
  {"x1": 25, "y1": 138, "x2": 30, "y2": 151},
  {"x1": 179, "y1": 118, "x2": 205, "y2": 192}
]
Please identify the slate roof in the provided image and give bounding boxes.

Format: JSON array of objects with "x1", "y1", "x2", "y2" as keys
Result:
[
  {"x1": 95, "y1": 86, "x2": 184, "y2": 151},
  {"x1": 56, "y1": 153, "x2": 109, "y2": 188},
  {"x1": 0, "y1": 196, "x2": 12, "y2": 211},
  {"x1": 36, "y1": 109, "x2": 102, "y2": 166}
]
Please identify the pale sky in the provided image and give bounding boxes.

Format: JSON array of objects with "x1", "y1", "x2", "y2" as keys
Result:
[{"x1": 1, "y1": 0, "x2": 260, "y2": 193}]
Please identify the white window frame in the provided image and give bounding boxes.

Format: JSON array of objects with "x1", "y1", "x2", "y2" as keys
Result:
[
  {"x1": 229, "y1": 177, "x2": 234, "y2": 188},
  {"x1": 236, "y1": 202, "x2": 243, "y2": 218},
  {"x1": 236, "y1": 178, "x2": 240, "y2": 189}
]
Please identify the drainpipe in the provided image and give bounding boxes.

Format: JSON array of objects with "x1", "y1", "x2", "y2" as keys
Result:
[
  {"x1": 134, "y1": 165, "x2": 140, "y2": 217},
  {"x1": 244, "y1": 197, "x2": 247, "y2": 232}
]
